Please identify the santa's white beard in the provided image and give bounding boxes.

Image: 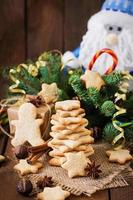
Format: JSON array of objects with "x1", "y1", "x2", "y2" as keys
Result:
[{"x1": 79, "y1": 26, "x2": 133, "y2": 74}]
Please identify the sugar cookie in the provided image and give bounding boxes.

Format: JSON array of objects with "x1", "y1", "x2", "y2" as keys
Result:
[
  {"x1": 38, "y1": 83, "x2": 58, "y2": 104},
  {"x1": 48, "y1": 157, "x2": 66, "y2": 166},
  {"x1": 49, "y1": 135, "x2": 94, "y2": 149},
  {"x1": 57, "y1": 108, "x2": 85, "y2": 117},
  {"x1": 106, "y1": 149, "x2": 133, "y2": 164},
  {"x1": 14, "y1": 159, "x2": 43, "y2": 175},
  {"x1": 55, "y1": 100, "x2": 80, "y2": 111},
  {"x1": 61, "y1": 152, "x2": 88, "y2": 178},
  {"x1": 37, "y1": 186, "x2": 70, "y2": 200},
  {"x1": 49, "y1": 100, "x2": 94, "y2": 172},
  {"x1": 49, "y1": 145, "x2": 94, "y2": 157},
  {"x1": 50, "y1": 129, "x2": 91, "y2": 140},
  {"x1": 51, "y1": 119, "x2": 88, "y2": 130},
  {"x1": 11, "y1": 103, "x2": 45, "y2": 147},
  {"x1": 81, "y1": 70, "x2": 105, "y2": 90}
]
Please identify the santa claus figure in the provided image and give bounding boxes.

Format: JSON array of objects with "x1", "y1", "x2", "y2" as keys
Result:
[{"x1": 63, "y1": 0, "x2": 133, "y2": 74}]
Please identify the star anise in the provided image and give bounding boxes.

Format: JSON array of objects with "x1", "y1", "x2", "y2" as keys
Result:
[
  {"x1": 37, "y1": 176, "x2": 53, "y2": 189},
  {"x1": 29, "y1": 96, "x2": 45, "y2": 107},
  {"x1": 85, "y1": 161, "x2": 102, "y2": 179}
]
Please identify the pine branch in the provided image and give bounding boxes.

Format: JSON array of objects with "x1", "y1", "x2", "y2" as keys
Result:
[
  {"x1": 102, "y1": 122, "x2": 119, "y2": 143},
  {"x1": 14, "y1": 67, "x2": 41, "y2": 95},
  {"x1": 102, "y1": 122, "x2": 133, "y2": 143},
  {"x1": 100, "y1": 100, "x2": 116, "y2": 117},
  {"x1": 125, "y1": 92, "x2": 133, "y2": 113},
  {"x1": 58, "y1": 89, "x2": 69, "y2": 101},
  {"x1": 69, "y1": 74, "x2": 92, "y2": 107},
  {"x1": 39, "y1": 52, "x2": 61, "y2": 85},
  {"x1": 102, "y1": 72, "x2": 122, "y2": 86},
  {"x1": 87, "y1": 87, "x2": 102, "y2": 108}
]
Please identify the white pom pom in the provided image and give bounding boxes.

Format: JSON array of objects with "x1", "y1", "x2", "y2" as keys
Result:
[{"x1": 62, "y1": 51, "x2": 82, "y2": 69}]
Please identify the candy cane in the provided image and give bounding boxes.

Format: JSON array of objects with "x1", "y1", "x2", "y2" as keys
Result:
[{"x1": 88, "y1": 48, "x2": 118, "y2": 75}]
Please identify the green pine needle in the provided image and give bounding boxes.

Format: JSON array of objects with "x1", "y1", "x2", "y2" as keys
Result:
[
  {"x1": 69, "y1": 73, "x2": 92, "y2": 107},
  {"x1": 102, "y1": 122, "x2": 119, "y2": 143},
  {"x1": 87, "y1": 87, "x2": 101, "y2": 107},
  {"x1": 102, "y1": 72, "x2": 122, "y2": 86},
  {"x1": 102, "y1": 122, "x2": 133, "y2": 143},
  {"x1": 39, "y1": 52, "x2": 61, "y2": 85},
  {"x1": 58, "y1": 89, "x2": 69, "y2": 101},
  {"x1": 15, "y1": 67, "x2": 41, "y2": 95},
  {"x1": 100, "y1": 100, "x2": 116, "y2": 117}
]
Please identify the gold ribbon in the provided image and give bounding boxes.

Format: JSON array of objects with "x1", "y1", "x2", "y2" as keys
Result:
[
  {"x1": 112, "y1": 104, "x2": 126, "y2": 149},
  {"x1": 122, "y1": 71, "x2": 133, "y2": 80},
  {"x1": 9, "y1": 61, "x2": 42, "y2": 94},
  {"x1": 9, "y1": 63, "x2": 29, "y2": 94},
  {"x1": 9, "y1": 68, "x2": 26, "y2": 94},
  {"x1": 9, "y1": 50, "x2": 64, "y2": 95},
  {"x1": 36, "y1": 60, "x2": 46, "y2": 68},
  {"x1": 112, "y1": 71, "x2": 132, "y2": 149}
]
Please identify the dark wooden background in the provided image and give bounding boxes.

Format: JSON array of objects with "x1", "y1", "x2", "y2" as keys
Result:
[
  {"x1": 0, "y1": 0, "x2": 104, "y2": 97},
  {"x1": 0, "y1": 1, "x2": 132, "y2": 200}
]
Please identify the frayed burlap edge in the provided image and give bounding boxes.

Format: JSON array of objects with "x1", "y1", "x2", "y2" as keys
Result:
[{"x1": 26, "y1": 143, "x2": 131, "y2": 197}]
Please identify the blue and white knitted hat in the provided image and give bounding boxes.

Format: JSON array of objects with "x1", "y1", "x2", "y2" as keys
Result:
[{"x1": 102, "y1": 0, "x2": 133, "y2": 16}]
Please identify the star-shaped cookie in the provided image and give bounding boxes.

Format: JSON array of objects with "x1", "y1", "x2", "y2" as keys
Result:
[
  {"x1": 14, "y1": 159, "x2": 43, "y2": 175},
  {"x1": 80, "y1": 70, "x2": 105, "y2": 90},
  {"x1": 49, "y1": 134, "x2": 94, "y2": 149},
  {"x1": 37, "y1": 186, "x2": 70, "y2": 200},
  {"x1": 38, "y1": 83, "x2": 58, "y2": 104},
  {"x1": 106, "y1": 149, "x2": 133, "y2": 164},
  {"x1": 61, "y1": 151, "x2": 87, "y2": 178}
]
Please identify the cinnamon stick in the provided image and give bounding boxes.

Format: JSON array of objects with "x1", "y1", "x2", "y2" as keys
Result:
[{"x1": 28, "y1": 139, "x2": 51, "y2": 153}]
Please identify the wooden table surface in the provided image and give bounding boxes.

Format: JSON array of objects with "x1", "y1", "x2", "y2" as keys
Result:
[
  {"x1": 0, "y1": 136, "x2": 133, "y2": 200},
  {"x1": 0, "y1": 1, "x2": 133, "y2": 199}
]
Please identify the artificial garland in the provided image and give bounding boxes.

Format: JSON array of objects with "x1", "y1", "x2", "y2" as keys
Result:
[
  {"x1": 8, "y1": 51, "x2": 70, "y2": 100},
  {"x1": 69, "y1": 49, "x2": 133, "y2": 148},
  {"x1": 0, "y1": 49, "x2": 133, "y2": 148}
]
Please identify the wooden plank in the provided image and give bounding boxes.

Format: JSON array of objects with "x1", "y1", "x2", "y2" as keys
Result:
[
  {"x1": 0, "y1": 166, "x2": 29, "y2": 200},
  {"x1": 0, "y1": 139, "x2": 109, "y2": 200},
  {"x1": 0, "y1": 140, "x2": 30, "y2": 200},
  {"x1": 110, "y1": 184, "x2": 133, "y2": 200},
  {"x1": 0, "y1": 135, "x2": 8, "y2": 155},
  {"x1": 0, "y1": 0, "x2": 25, "y2": 98},
  {"x1": 68, "y1": 190, "x2": 109, "y2": 200},
  {"x1": 27, "y1": 0, "x2": 64, "y2": 59},
  {"x1": 0, "y1": 0, "x2": 25, "y2": 65},
  {"x1": 0, "y1": 0, "x2": 25, "y2": 154},
  {"x1": 64, "y1": 0, "x2": 104, "y2": 51}
]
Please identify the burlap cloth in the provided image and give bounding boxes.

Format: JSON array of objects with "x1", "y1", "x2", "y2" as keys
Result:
[{"x1": 25, "y1": 143, "x2": 133, "y2": 197}]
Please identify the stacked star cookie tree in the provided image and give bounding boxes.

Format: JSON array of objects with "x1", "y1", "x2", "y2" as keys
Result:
[{"x1": 48, "y1": 100, "x2": 94, "y2": 167}]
